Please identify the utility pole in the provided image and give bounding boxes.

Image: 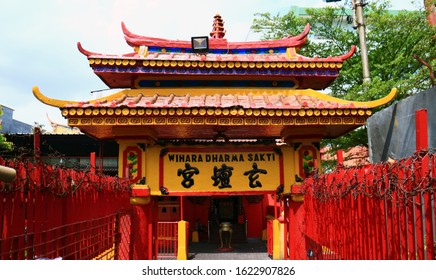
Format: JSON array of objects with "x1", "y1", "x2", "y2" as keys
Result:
[{"x1": 352, "y1": 0, "x2": 371, "y2": 83}]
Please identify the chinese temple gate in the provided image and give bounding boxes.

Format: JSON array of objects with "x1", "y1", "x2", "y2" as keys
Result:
[{"x1": 33, "y1": 15, "x2": 396, "y2": 259}]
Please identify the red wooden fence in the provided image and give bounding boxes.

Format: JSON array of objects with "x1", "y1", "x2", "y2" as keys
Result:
[
  {"x1": 0, "y1": 157, "x2": 133, "y2": 260},
  {"x1": 301, "y1": 151, "x2": 436, "y2": 260}
]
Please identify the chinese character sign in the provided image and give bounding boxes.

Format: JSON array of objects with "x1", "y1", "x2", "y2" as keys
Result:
[{"x1": 161, "y1": 147, "x2": 283, "y2": 193}]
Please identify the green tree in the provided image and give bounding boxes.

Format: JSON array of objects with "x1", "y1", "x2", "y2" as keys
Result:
[{"x1": 252, "y1": 0, "x2": 435, "y2": 169}]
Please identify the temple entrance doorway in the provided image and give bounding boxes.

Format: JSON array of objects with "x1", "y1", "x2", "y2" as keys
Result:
[
  {"x1": 208, "y1": 196, "x2": 246, "y2": 245},
  {"x1": 188, "y1": 195, "x2": 271, "y2": 259}
]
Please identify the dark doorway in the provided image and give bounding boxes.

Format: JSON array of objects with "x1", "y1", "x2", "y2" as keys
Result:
[
  {"x1": 208, "y1": 196, "x2": 246, "y2": 243},
  {"x1": 213, "y1": 196, "x2": 239, "y2": 223}
]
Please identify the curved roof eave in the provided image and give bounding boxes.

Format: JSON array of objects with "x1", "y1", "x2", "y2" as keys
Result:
[{"x1": 33, "y1": 86, "x2": 397, "y2": 110}]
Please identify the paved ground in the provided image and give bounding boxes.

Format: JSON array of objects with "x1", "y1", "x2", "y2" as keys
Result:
[{"x1": 188, "y1": 238, "x2": 272, "y2": 260}]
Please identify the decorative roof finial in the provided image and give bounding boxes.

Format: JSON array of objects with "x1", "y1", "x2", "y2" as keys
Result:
[{"x1": 210, "y1": 14, "x2": 226, "y2": 39}]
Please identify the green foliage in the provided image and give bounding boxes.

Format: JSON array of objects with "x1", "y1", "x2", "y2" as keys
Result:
[
  {"x1": 0, "y1": 134, "x2": 13, "y2": 151},
  {"x1": 0, "y1": 107, "x2": 13, "y2": 151},
  {"x1": 251, "y1": 11, "x2": 309, "y2": 41},
  {"x1": 252, "y1": 0, "x2": 436, "y2": 166}
]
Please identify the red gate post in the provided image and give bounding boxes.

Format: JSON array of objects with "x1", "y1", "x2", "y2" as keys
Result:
[{"x1": 33, "y1": 127, "x2": 41, "y2": 162}]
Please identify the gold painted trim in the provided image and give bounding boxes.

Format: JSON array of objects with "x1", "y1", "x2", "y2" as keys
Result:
[
  {"x1": 91, "y1": 58, "x2": 345, "y2": 70},
  {"x1": 67, "y1": 115, "x2": 369, "y2": 127},
  {"x1": 63, "y1": 107, "x2": 372, "y2": 119}
]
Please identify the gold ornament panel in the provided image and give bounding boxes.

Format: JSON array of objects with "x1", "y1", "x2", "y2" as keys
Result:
[{"x1": 67, "y1": 116, "x2": 369, "y2": 126}]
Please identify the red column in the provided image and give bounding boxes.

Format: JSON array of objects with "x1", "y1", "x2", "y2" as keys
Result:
[
  {"x1": 415, "y1": 109, "x2": 428, "y2": 152},
  {"x1": 336, "y1": 150, "x2": 344, "y2": 167},
  {"x1": 90, "y1": 152, "x2": 96, "y2": 174},
  {"x1": 131, "y1": 200, "x2": 154, "y2": 260},
  {"x1": 287, "y1": 198, "x2": 306, "y2": 259}
]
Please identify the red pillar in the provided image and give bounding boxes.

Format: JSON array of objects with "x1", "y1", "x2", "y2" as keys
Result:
[
  {"x1": 90, "y1": 152, "x2": 96, "y2": 174},
  {"x1": 287, "y1": 197, "x2": 306, "y2": 259},
  {"x1": 131, "y1": 199, "x2": 154, "y2": 259},
  {"x1": 415, "y1": 109, "x2": 428, "y2": 152},
  {"x1": 337, "y1": 150, "x2": 344, "y2": 167}
]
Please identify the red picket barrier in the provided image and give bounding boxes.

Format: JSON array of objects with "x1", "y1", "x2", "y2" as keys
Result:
[
  {"x1": 300, "y1": 151, "x2": 436, "y2": 260},
  {"x1": 0, "y1": 157, "x2": 132, "y2": 260}
]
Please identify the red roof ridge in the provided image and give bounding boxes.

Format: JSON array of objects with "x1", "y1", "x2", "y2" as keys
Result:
[
  {"x1": 338, "y1": 45, "x2": 356, "y2": 60},
  {"x1": 77, "y1": 42, "x2": 100, "y2": 57},
  {"x1": 121, "y1": 21, "x2": 310, "y2": 50},
  {"x1": 77, "y1": 42, "x2": 136, "y2": 58}
]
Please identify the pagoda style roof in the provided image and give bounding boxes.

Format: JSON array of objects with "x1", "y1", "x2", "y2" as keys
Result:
[
  {"x1": 33, "y1": 86, "x2": 397, "y2": 141},
  {"x1": 77, "y1": 15, "x2": 356, "y2": 90},
  {"x1": 33, "y1": 15, "x2": 396, "y2": 143}
]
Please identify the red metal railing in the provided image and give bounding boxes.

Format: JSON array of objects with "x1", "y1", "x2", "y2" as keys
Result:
[
  {"x1": 155, "y1": 221, "x2": 190, "y2": 260},
  {"x1": 0, "y1": 209, "x2": 132, "y2": 260},
  {"x1": 301, "y1": 151, "x2": 436, "y2": 260},
  {"x1": 0, "y1": 157, "x2": 133, "y2": 260},
  {"x1": 156, "y1": 222, "x2": 178, "y2": 259}
]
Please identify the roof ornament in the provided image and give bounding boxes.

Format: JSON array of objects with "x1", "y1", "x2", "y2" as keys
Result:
[{"x1": 210, "y1": 14, "x2": 226, "y2": 39}]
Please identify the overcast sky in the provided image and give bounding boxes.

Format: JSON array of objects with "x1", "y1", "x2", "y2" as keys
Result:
[{"x1": 0, "y1": 0, "x2": 423, "y2": 129}]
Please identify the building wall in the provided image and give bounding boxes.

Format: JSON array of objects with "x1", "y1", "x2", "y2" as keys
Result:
[
  {"x1": 121, "y1": 139, "x2": 321, "y2": 240},
  {"x1": 368, "y1": 87, "x2": 436, "y2": 162},
  {"x1": 0, "y1": 105, "x2": 32, "y2": 134}
]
